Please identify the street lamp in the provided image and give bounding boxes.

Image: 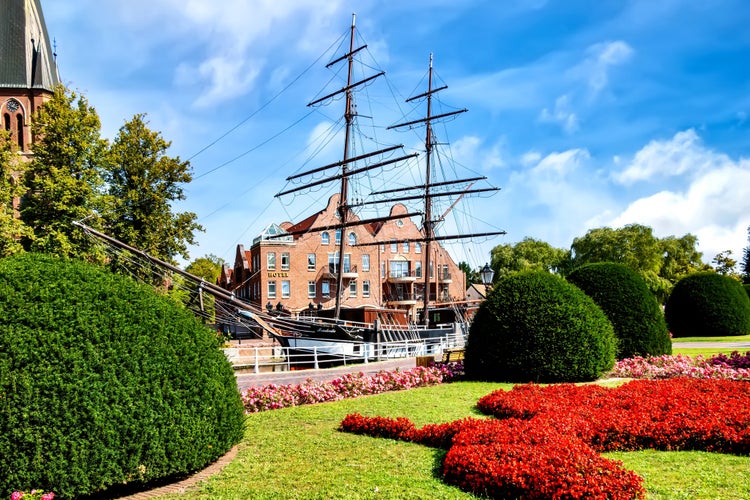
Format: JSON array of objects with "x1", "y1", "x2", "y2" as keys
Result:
[{"x1": 480, "y1": 263, "x2": 494, "y2": 295}]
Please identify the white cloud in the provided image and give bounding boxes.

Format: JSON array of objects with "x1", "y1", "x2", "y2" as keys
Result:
[
  {"x1": 613, "y1": 129, "x2": 733, "y2": 184},
  {"x1": 451, "y1": 136, "x2": 506, "y2": 171},
  {"x1": 598, "y1": 133, "x2": 750, "y2": 260},
  {"x1": 579, "y1": 40, "x2": 634, "y2": 94},
  {"x1": 539, "y1": 94, "x2": 579, "y2": 133}
]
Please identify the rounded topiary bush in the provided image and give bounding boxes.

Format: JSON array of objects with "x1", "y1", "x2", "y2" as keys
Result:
[
  {"x1": 0, "y1": 253, "x2": 245, "y2": 499},
  {"x1": 567, "y1": 262, "x2": 671, "y2": 359},
  {"x1": 665, "y1": 272, "x2": 750, "y2": 338},
  {"x1": 464, "y1": 271, "x2": 616, "y2": 383}
]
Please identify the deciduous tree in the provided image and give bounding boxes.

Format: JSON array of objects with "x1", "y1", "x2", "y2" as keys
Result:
[
  {"x1": 490, "y1": 237, "x2": 568, "y2": 281},
  {"x1": 103, "y1": 113, "x2": 203, "y2": 265},
  {"x1": 0, "y1": 130, "x2": 30, "y2": 256},
  {"x1": 21, "y1": 86, "x2": 108, "y2": 260}
]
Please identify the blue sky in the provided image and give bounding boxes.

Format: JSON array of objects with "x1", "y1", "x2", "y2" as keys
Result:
[{"x1": 42, "y1": 0, "x2": 750, "y2": 270}]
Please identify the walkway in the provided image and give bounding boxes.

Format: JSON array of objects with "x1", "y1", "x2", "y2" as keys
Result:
[
  {"x1": 234, "y1": 357, "x2": 417, "y2": 391},
  {"x1": 672, "y1": 341, "x2": 750, "y2": 349}
]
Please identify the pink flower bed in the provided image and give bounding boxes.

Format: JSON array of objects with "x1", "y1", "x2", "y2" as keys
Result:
[
  {"x1": 241, "y1": 365, "x2": 454, "y2": 413},
  {"x1": 611, "y1": 352, "x2": 750, "y2": 380},
  {"x1": 341, "y1": 378, "x2": 750, "y2": 499}
]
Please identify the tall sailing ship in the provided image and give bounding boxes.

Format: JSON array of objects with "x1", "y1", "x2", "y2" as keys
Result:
[{"x1": 77, "y1": 14, "x2": 504, "y2": 362}]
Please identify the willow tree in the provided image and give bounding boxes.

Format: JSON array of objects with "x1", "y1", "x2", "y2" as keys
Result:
[
  {"x1": 21, "y1": 85, "x2": 108, "y2": 260},
  {"x1": 490, "y1": 237, "x2": 568, "y2": 281}
]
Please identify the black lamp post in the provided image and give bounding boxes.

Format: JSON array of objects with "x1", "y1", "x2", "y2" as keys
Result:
[{"x1": 480, "y1": 263, "x2": 494, "y2": 295}]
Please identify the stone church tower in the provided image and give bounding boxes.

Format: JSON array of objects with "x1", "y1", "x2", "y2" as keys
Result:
[{"x1": 0, "y1": 0, "x2": 60, "y2": 158}]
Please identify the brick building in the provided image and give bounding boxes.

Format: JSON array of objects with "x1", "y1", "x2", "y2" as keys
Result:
[{"x1": 219, "y1": 194, "x2": 466, "y2": 322}]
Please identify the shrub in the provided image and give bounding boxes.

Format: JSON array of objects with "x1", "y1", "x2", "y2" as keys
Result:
[
  {"x1": 0, "y1": 254, "x2": 245, "y2": 499},
  {"x1": 567, "y1": 262, "x2": 671, "y2": 359},
  {"x1": 464, "y1": 271, "x2": 616, "y2": 383},
  {"x1": 665, "y1": 272, "x2": 750, "y2": 337}
]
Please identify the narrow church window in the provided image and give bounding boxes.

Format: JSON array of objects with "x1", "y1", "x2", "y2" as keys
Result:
[
  {"x1": 16, "y1": 114, "x2": 24, "y2": 150},
  {"x1": 3, "y1": 113, "x2": 9, "y2": 131}
]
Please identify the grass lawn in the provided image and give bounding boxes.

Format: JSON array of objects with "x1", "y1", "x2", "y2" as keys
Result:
[{"x1": 165, "y1": 380, "x2": 750, "y2": 500}]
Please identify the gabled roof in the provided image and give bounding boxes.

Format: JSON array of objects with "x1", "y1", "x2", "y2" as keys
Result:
[{"x1": 0, "y1": 0, "x2": 60, "y2": 91}]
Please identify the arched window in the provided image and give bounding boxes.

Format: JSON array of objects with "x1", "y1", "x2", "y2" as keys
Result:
[
  {"x1": 15, "y1": 114, "x2": 23, "y2": 150},
  {"x1": 321, "y1": 232, "x2": 330, "y2": 245},
  {"x1": 335, "y1": 229, "x2": 341, "y2": 244},
  {"x1": 348, "y1": 232, "x2": 356, "y2": 245},
  {"x1": 3, "y1": 113, "x2": 9, "y2": 131}
]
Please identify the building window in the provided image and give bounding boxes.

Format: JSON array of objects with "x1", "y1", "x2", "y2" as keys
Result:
[
  {"x1": 415, "y1": 261, "x2": 423, "y2": 278},
  {"x1": 281, "y1": 280, "x2": 290, "y2": 299},
  {"x1": 390, "y1": 239, "x2": 397, "y2": 253},
  {"x1": 328, "y1": 253, "x2": 338, "y2": 274},
  {"x1": 390, "y1": 260, "x2": 409, "y2": 278},
  {"x1": 16, "y1": 114, "x2": 23, "y2": 150},
  {"x1": 402, "y1": 241, "x2": 409, "y2": 253},
  {"x1": 343, "y1": 253, "x2": 351, "y2": 273},
  {"x1": 380, "y1": 244, "x2": 385, "y2": 253},
  {"x1": 362, "y1": 254, "x2": 370, "y2": 272},
  {"x1": 381, "y1": 261, "x2": 385, "y2": 278},
  {"x1": 267, "y1": 252, "x2": 276, "y2": 270},
  {"x1": 429, "y1": 262, "x2": 434, "y2": 278},
  {"x1": 281, "y1": 252, "x2": 290, "y2": 271},
  {"x1": 308, "y1": 281, "x2": 316, "y2": 298},
  {"x1": 442, "y1": 265, "x2": 450, "y2": 280},
  {"x1": 322, "y1": 232, "x2": 330, "y2": 245},
  {"x1": 268, "y1": 281, "x2": 276, "y2": 299},
  {"x1": 321, "y1": 280, "x2": 331, "y2": 297},
  {"x1": 335, "y1": 229, "x2": 341, "y2": 245},
  {"x1": 363, "y1": 280, "x2": 370, "y2": 298},
  {"x1": 348, "y1": 232, "x2": 357, "y2": 245},
  {"x1": 415, "y1": 242, "x2": 422, "y2": 254},
  {"x1": 349, "y1": 280, "x2": 357, "y2": 297},
  {"x1": 307, "y1": 253, "x2": 316, "y2": 271}
]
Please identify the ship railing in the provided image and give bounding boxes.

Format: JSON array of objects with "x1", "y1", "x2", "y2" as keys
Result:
[{"x1": 226, "y1": 330, "x2": 466, "y2": 374}]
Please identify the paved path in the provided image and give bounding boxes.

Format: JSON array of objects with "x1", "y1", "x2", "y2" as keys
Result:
[
  {"x1": 234, "y1": 357, "x2": 418, "y2": 391},
  {"x1": 672, "y1": 341, "x2": 750, "y2": 349}
]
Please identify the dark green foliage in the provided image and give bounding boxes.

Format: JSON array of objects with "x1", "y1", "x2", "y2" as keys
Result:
[
  {"x1": 464, "y1": 271, "x2": 616, "y2": 383},
  {"x1": 665, "y1": 272, "x2": 750, "y2": 338},
  {"x1": 0, "y1": 254, "x2": 245, "y2": 499},
  {"x1": 567, "y1": 262, "x2": 671, "y2": 359},
  {"x1": 744, "y1": 284, "x2": 750, "y2": 298}
]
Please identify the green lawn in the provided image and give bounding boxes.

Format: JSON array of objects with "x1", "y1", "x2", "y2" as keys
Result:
[{"x1": 165, "y1": 380, "x2": 750, "y2": 500}]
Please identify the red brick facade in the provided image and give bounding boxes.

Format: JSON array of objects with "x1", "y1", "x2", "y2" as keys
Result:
[{"x1": 221, "y1": 194, "x2": 466, "y2": 322}]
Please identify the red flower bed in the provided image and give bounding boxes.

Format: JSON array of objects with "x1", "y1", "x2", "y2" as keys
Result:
[{"x1": 340, "y1": 378, "x2": 750, "y2": 499}]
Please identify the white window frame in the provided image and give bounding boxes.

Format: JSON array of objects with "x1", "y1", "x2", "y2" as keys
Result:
[
  {"x1": 268, "y1": 281, "x2": 276, "y2": 299},
  {"x1": 267, "y1": 252, "x2": 276, "y2": 270},
  {"x1": 349, "y1": 280, "x2": 357, "y2": 297},
  {"x1": 308, "y1": 281, "x2": 316, "y2": 298},
  {"x1": 281, "y1": 280, "x2": 290, "y2": 299},
  {"x1": 308, "y1": 253, "x2": 316, "y2": 271},
  {"x1": 362, "y1": 254, "x2": 370, "y2": 272},
  {"x1": 362, "y1": 280, "x2": 370, "y2": 298}
]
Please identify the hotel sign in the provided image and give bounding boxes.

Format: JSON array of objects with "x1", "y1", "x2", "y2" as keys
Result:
[{"x1": 267, "y1": 272, "x2": 289, "y2": 278}]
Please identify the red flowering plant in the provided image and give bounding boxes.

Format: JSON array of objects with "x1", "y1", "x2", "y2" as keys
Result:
[{"x1": 340, "y1": 378, "x2": 750, "y2": 499}]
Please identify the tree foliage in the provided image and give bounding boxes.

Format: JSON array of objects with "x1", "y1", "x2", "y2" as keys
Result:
[
  {"x1": 0, "y1": 131, "x2": 30, "y2": 256},
  {"x1": 742, "y1": 226, "x2": 750, "y2": 284},
  {"x1": 569, "y1": 224, "x2": 708, "y2": 301},
  {"x1": 712, "y1": 249, "x2": 740, "y2": 280},
  {"x1": 489, "y1": 237, "x2": 568, "y2": 281},
  {"x1": 21, "y1": 86, "x2": 108, "y2": 260},
  {"x1": 103, "y1": 114, "x2": 202, "y2": 265},
  {"x1": 458, "y1": 261, "x2": 480, "y2": 285}
]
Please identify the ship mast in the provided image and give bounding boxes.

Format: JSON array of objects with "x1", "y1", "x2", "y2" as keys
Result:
[
  {"x1": 334, "y1": 14, "x2": 357, "y2": 319},
  {"x1": 387, "y1": 54, "x2": 505, "y2": 324},
  {"x1": 422, "y1": 54, "x2": 436, "y2": 324}
]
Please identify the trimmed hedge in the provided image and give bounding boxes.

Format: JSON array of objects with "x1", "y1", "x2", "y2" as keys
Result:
[
  {"x1": 464, "y1": 271, "x2": 616, "y2": 383},
  {"x1": 567, "y1": 262, "x2": 671, "y2": 359},
  {"x1": 665, "y1": 272, "x2": 750, "y2": 337},
  {"x1": 0, "y1": 254, "x2": 245, "y2": 499}
]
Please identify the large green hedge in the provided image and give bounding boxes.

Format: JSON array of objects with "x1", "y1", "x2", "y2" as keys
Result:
[
  {"x1": 0, "y1": 254, "x2": 245, "y2": 499},
  {"x1": 464, "y1": 271, "x2": 616, "y2": 383},
  {"x1": 665, "y1": 272, "x2": 750, "y2": 337},
  {"x1": 567, "y1": 262, "x2": 671, "y2": 359}
]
